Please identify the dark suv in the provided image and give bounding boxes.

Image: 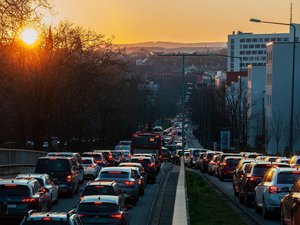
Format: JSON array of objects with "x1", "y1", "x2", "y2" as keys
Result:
[
  {"x1": 0, "y1": 178, "x2": 51, "y2": 220},
  {"x1": 35, "y1": 156, "x2": 80, "y2": 197},
  {"x1": 20, "y1": 210, "x2": 83, "y2": 225},
  {"x1": 130, "y1": 156, "x2": 156, "y2": 183}
]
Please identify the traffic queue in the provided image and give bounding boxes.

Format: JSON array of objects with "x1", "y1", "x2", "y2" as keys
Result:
[
  {"x1": 0, "y1": 138, "x2": 162, "y2": 225},
  {"x1": 184, "y1": 148, "x2": 300, "y2": 224}
]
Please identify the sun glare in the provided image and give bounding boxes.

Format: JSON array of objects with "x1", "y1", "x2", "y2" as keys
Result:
[{"x1": 20, "y1": 28, "x2": 39, "y2": 45}]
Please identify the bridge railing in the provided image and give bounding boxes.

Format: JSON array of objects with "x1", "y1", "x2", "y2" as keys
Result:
[{"x1": 0, "y1": 148, "x2": 47, "y2": 166}]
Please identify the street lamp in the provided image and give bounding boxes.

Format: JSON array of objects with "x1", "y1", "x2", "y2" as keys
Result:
[
  {"x1": 158, "y1": 51, "x2": 209, "y2": 160},
  {"x1": 250, "y1": 18, "x2": 297, "y2": 154}
]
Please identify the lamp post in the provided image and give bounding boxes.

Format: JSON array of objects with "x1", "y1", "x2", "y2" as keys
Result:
[
  {"x1": 250, "y1": 18, "x2": 297, "y2": 154},
  {"x1": 209, "y1": 53, "x2": 243, "y2": 150},
  {"x1": 158, "y1": 52, "x2": 209, "y2": 160}
]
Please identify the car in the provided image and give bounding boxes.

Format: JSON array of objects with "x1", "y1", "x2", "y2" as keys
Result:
[
  {"x1": 255, "y1": 167, "x2": 300, "y2": 218},
  {"x1": 20, "y1": 210, "x2": 83, "y2": 225},
  {"x1": 183, "y1": 151, "x2": 190, "y2": 165},
  {"x1": 161, "y1": 147, "x2": 171, "y2": 161},
  {"x1": 232, "y1": 159, "x2": 255, "y2": 196},
  {"x1": 288, "y1": 155, "x2": 300, "y2": 168},
  {"x1": 133, "y1": 154, "x2": 160, "y2": 174},
  {"x1": 35, "y1": 156, "x2": 80, "y2": 197},
  {"x1": 93, "y1": 150, "x2": 116, "y2": 166},
  {"x1": 119, "y1": 140, "x2": 131, "y2": 146},
  {"x1": 264, "y1": 156, "x2": 281, "y2": 163},
  {"x1": 111, "y1": 150, "x2": 124, "y2": 165},
  {"x1": 0, "y1": 178, "x2": 51, "y2": 220},
  {"x1": 130, "y1": 157, "x2": 156, "y2": 184},
  {"x1": 15, "y1": 173, "x2": 59, "y2": 204},
  {"x1": 207, "y1": 153, "x2": 221, "y2": 175},
  {"x1": 96, "y1": 167, "x2": 139, "y2": 205},
  {"x1": 47, "y1": 152, "x2": 84, "y2": 184},
  {"x1": 75, "y1": 195, "x2": 130, "y2": 225},
  {"x1": 238, "y1": 161, "x2": 290, "y2": 206},
  {"x1": 119, "y1": 162, "x2": 147, "y2": 187},
  {"x1": 243, "y1": 152, "x2": 263, "y2": 159},
  {"x1": 81, "y1": 157, "x2": 101, "y2": 179},
  {"x1": 218, "y1": 156, "x2": 242, "y2": 181},
  {"x1": 80, "y1": 181, "x2": 125, "y2": 202},
  {"x1": 281, "y1": 176, "x2": 300, "y2": 225},
  {"x1": 125, "y1": 167, "x2": 145, "y2": 196},
  {"x1": 216, "y1": 153, "x2": 241, "y2": 178},
  {"x1": 82, "y1": 152, "x2": 107, "y2": 167},
  {"x1": 199, "y1": 151, "x2": 216, "y2": 172},
  {"x1": 186, "y1": 149, "x2": 202, "y2": 168},
  {"x1": 275, "y1": 157, "x2": 290, "y2": 163}
]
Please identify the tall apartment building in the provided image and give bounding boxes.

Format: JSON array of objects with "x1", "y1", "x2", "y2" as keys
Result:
[
  {"x1": 227, "y1": 24, "x2": 300, "y2": 72},
  {"x1": 265, "y1": 42, "x2": 300, "y2": 155}
]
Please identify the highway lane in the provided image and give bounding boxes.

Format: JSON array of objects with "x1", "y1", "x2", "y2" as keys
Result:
[{"x1": 50, "y1": 162, "x2": 173, "y2": 225}]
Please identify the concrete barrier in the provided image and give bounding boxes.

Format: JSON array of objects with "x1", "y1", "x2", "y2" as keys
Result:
[
  {"x1": 0, "y1": 149, "x2": 46, "y2": 166},
  {"x1": 0, "y1": 165, "x2": 35, "y2": 176},
  {"x1": 172, "y1": 158, "x2": 188, "y2": 225}
]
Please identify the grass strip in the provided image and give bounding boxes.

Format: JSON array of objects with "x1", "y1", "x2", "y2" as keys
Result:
[{"x1": 186, "y1": 171, "x2": 246, "y2": 225}]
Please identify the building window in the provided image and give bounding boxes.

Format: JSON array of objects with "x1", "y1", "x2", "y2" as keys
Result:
[
  {"x1": 231, "y1": 45, "x2": 234, "y2": 50},
  {"x1": 258, "y1": 50, "x2": 264, "y2": 54},
  {"x1": 264, "y1": 38, "x2": 270, "y2": 42},
  {"x1": 255, "y1": 44, "x2": 261, "y2": 48},
  {"x1": 240, "y1": 51, "x2": 245, "y2": 55},
  {"x1": 271, "y1": 38, "x2": 276, "y2": 41},
  {"x1": 246, "y1": 38, "x2": 251, "y2": 42},
  {"x1": 261, "y1": 56, "x2": 266, "y2": 61},
  {"x1": 243, "y1": 45, "x2": 248, "y2": 49},
  {"x1": 240, "y1": 39, "x2": 245, "y2": 43},
  {"x1": 252, "y1": 38, "x2": 257, "y2": 42},
  {"x1": 230, "y1": 39, "x2": 235, "y2": 44},
  {"x1": 230, "y1": 51, "x2": 234, "y2": 56},
  {"x1": 261, "y1": 44, "x2": 266, "y2": 48},
  {"x1": 283, "y1": 37, "x2": 289, "y2": 41},
  {"x1": 249, "y1": 44, "x2": 254, "y2": 48},
  {"x1": 277, "y1": 38, "x2": 282, "y2": 42},
  {"x1": 246, "y1": 51, "x2": 251, "y2": 54},
  {"x1": 243, "y1": 57, "x2": 248, "y2": 60},
  {"x1": 252, "y1": 51, "x2": 258, "y2": 55}
]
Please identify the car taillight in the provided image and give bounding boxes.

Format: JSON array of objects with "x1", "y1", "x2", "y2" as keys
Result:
[
  {"x1": 111, "y1": 214, "x2": 122, "y2": 219},
  {"x1": 124, "y1": 181, "x2": 135, "y2": 186},
  {"x1": 22, "y1": 198, "x2": 36, "y2": 203},
  {"x1": 42, "y1": 217, "x2": 51, "y2": 221},
  {"x1": 108, "y1": 155, "x2": 113, "y2": 161},
  {"x1": 96, "y1": 160, "x2": 102, "y2": 164},
  {"x1": 269, "y1": 186, "x2": 279, "y2": 194},
  {"x1": 138, "y1": 180, "x2": 142, "y2": 185},
  {"x1": 67, "y1": 175, "x2": 72, "y2": 183},
  {"x1": 148, "y1": 163, "x2": 155, "y2": 167},
  {"x1": 89, "y1": 164, "x2": 95, "y2": 168},
  {"x1": 78, "y1": 214, "x2": 84, "y2": 217},
  {"x1": 221, "y1": 162, "x2": 227, "y2": 166},
  {"x1": 80, "y1": 196, "x2": 83, "y2": 201},
  {"x1": 249, "y1": 176, "x2": 261, "y2": 182}
]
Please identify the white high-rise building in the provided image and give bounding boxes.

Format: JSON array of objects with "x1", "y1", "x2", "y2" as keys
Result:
[
  {"x1": 227, "y1": 24, "x2": 300, "y2": 72},
  {"x1": 265, "y1": 42, "x2": 300, "y2": 155}
]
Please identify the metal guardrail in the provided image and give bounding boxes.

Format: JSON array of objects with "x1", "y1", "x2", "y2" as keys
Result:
[{"x1": 0, "y1": 148, "x2": 47, "y2": 166}]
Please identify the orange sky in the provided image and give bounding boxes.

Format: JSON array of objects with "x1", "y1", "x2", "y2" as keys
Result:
[{"x1": 51, "y1": 0, "x2": 299, "y2": 44}]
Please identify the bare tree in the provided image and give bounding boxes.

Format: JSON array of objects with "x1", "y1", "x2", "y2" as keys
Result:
[{"x1": 271, "y1": 111, "x2": 285, "y2": 155}]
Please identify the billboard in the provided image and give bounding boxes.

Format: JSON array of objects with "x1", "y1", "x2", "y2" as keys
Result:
[{"x1": 220, "y1": 130, "x2": 231, "y2": 151}]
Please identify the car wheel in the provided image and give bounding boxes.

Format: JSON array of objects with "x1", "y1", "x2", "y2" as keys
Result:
[
  {"x1": 280, "y1": 206, "x2": 286, "y2": 225},
  {"x1": 239, "y1": 190, "x2": 244, "y2": 203},
  {"x1": 254, "y1": 199, "x2": 261, "y2": 213},
  {"x1": 244, "y1": 193, "x2": 250, "y2": 207},
  {"x1": 262, "y1": 200, "x2": 270, "y2": 219}
]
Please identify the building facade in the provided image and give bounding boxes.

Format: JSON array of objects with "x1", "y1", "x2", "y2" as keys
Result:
[
  {"x1": 265, "y1": 42, "x2": 300, "y2": 155},
  {"x1": 227, "y1": 24, "x2": 300, "y2": 72}
]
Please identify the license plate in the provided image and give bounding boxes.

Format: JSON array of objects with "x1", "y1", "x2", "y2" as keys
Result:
[{"x1": 7, "y1": 204, "x2": 16, "y2": 208}]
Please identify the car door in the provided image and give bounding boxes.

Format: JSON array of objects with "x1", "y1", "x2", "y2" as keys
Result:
[
  {"x1": 256, "y1": 169, "x2": 273, "y2": 207},
  {"x1": 46, "y1": 176, "x2": 58, "y2": 202}
]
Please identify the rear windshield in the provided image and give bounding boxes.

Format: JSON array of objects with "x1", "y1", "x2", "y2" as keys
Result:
[
  {"x1": 77, "y1": 202, "x2": 118, "y2": 213},
  {"x1": 193, "y1": 150, "x2": 200, "y2": 156},
  {"x1": 82, "y1": 159, "x2": 93, "y2": 164},
  {"x1": 83, "y1": 185, "x2": 116, "y2": 196},
  {"x1": 35, "y1": 159, "x2": 70, "y2": 173},
  {"x1": 277, "y1": 172, "x2": 300, "y2": 184},
  {"x1": 225, "y1": 158, "x2": 240, "y2": 167},
  {"x1": 206, "y1": 153, "x2": 214, "y2": 160},
  {"x1": 99, "y1": 171, "x2": 129, "y2": 179},
  {"x1": 130, "y1": 158, "x2": 151, "y2": 167},
  {"x1": 101, "y1": 152, "x2": 109, "y2": 159},
  {"x1": 82, "y1": 154, "x2": 102, "y2": 161},
  {"x1": 23, "y1": 221, "x2": 69, "y2": 225},
  {"x1": 0, "y1": 185, "x2": 30, "y2": 197},
  {"x1": 112, "y1": 152, "x2": 120, "y2": 158},
  {"x1": 252, "y1": 164, "x2": 290, "y2": 175}
]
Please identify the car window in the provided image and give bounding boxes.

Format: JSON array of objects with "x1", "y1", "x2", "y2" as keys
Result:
[
  {"x1": 83, "y1": 185, "x2": 116, "y2": 196},
  {"x1": 263, "y1": 169, "x2": 274, "y2": 182},
  {"x1": 100, "y1": 171, "x2": 129, "y2": 179},
  {"x1": 0, "y1": 185, "x2": 30, "y2": 197},
  {"x1": 77, "y1": 202, "x2": 118, "y2": 213},
  {"x1": 225, "y1": 158, "x2": 240, "y2": 167},
  {"x1": 82, "y1": 159, "x2": 93, "y2": 164},
  {"x1": 253, "y1": 164, "x2": 274, "y2": 176},
  {"x1": 130, "y1": 158, "x2": 151, "y2": 167},
  {"x1": 277, "y1": 172, "x2": 300, "y2": 184},
  {"x1": 36, "y1": 159, "x2": 71, "y2": 173}
]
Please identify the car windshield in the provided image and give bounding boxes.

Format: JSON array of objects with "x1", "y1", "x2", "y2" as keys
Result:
[
  {"x1": 22, "y1": 221, "x2": 70, "y2": 225},
  {"x1": 225, "y1": 158, "x2": 240, "y2": 167},
  {"x1": 253, "y1": 164, "x2": 276, "y2": 175},
  {"x1": 35, "y1": 159, "x2": 70, "y2": 173},
  {"x1": 77, "y1": 202, "x2": 118, "y2": 213},
  {"x1": 100, "y1": 171, "x2": 129, "y2": 179},
  {"x1": 0, "y1": 185, "x2": 30, "y2": 197},
  {"x1": 277, "y1": 172, "x2": 300, "y2": 184},
  {"x1": 193, "y1": 150, "x2": 200, "y2": 156},
  {"x1": 206, "y1": 153, "x2": 214, "y2": 160},
  {"x1": 82, "y1": 154, "x2": 102, "y2": 161},
  {"x1": 83, "y1": 185, "x2": 116, "y2": 196}
]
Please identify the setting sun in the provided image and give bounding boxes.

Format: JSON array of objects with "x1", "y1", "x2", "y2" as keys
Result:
[{"x1": 20, "y1": 28, "x2": 38, "y2": 45}]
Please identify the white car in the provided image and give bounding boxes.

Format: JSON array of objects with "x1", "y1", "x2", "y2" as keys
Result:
[
  {"x1": 81, "y1": 157, "x2": 100, "y2": 179},
  {"x1": 255, "y1": 167, "x2": 300, "y2": 218},
  {"x1": 16, "y1": 173, "x2": 59, "y2": 204}
]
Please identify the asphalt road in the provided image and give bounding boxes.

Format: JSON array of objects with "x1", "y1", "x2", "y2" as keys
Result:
[{"x1": 50, "y1": 161, "x2": 175, "y2": 225}]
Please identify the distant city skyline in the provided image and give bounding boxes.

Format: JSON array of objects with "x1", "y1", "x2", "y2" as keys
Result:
[{"x1": 52, "y1": 0, "x2": 300, "y2": 44}]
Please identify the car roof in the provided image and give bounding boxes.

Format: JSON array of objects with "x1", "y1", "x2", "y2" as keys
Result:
[
  {"x1": 272, "y1": 167, "x2": 300, "y2": 172},
  {"x1": 25, "y1": 212, "x2": 69, "y2": 221},
  {"x1": 224, "y1": 156, "x2": 242, "y2": 160},
  {"x1": 119, "y1": 162, "x2": 142, "y2": 167},
  {"x1": 81, "y1": 195, "x2": 119, "y2": 204},
  {"x1": 100, "y1": 167, "x2": 132, "y2": 172},
  {"x1": 38, "y1": 156, "x2": 73, "y2": 160},
  {"x1": 16, "y1": 173, "x2": 48, "y2": 179},
  {"x1": 0, "y1": 178, "x2": 36, "y2": 185},
  {"x1": 82, "y1": 157, "x2": 95, "y2": 160}
]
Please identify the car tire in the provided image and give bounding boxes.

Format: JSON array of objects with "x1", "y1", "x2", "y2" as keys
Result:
[
  {"x1": 254, "y1": 199, "x2": 261, "y2": 213},
  {"x1": 262, "y1": 200, "x2": 270, "y2": 219},
  {"x1": 280, "y1": 206, "x2": 286, "y2": 225}
]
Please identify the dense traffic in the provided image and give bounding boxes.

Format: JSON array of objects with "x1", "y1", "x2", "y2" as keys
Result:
[{"x1": 185, "y1": 148, "x2": 300, "y2": 224}]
